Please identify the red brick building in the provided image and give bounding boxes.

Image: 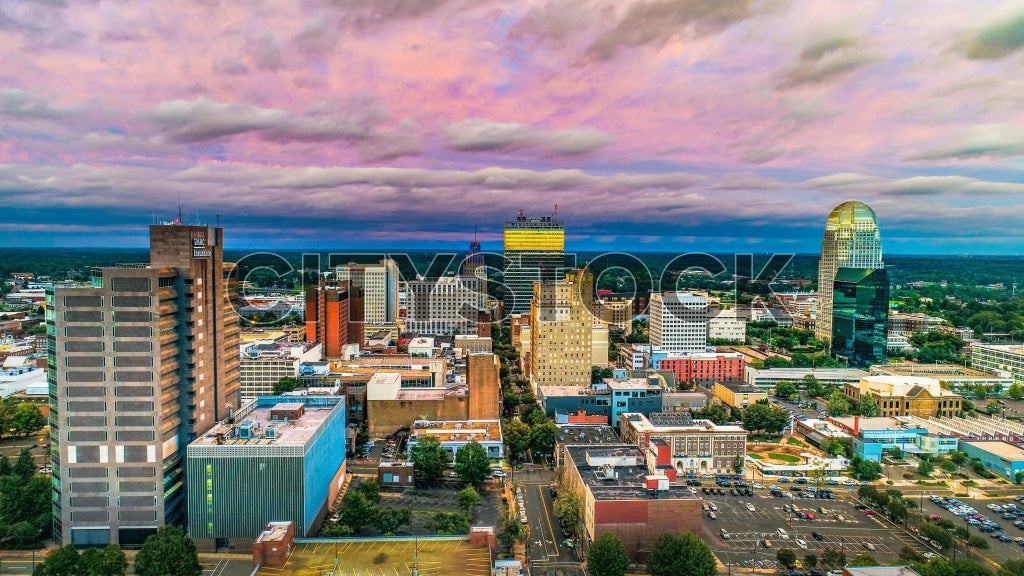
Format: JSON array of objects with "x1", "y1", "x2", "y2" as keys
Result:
[
  {"x1": 657, "y1": 352, "x2": 745, "y2": 385},
  {"x1": 561, "y1": 444, "x2": 702, "y2": 563},
  {"x1": 305, "y1": 282, "x2": 364, "y2": 356},
  {"x1": 252, "y1": 522, "x2": 294, "y2": 568}
]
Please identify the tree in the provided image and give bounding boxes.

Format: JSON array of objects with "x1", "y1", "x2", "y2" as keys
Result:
[
  {"x1": 889, "y1": 446, "x2": 904, "y2": 460},
  {"x1": 849, "y1": 553, "x2": 879, "y2": 567},
  {"x1": 858, "y1": 394, "x2": 879, "y2": 417},
  {"x1": 33, "y1": 544, "x2": 82, "y2": 576},
  {"x1": 693, "y1": 404, "x2": 731, "y2": 425},
  {"x1": 553, "y1": 492, "x2": 582, "y2": 528},
  {"x1": 0, "y1": 454, "x2": 10, "y2": 476},
  {"x1": 587, "y1": 532, "x2": 630, "y2": 576},
  {"x1": 826, "y1": 391, "x2": 851, "y2": 417},
  {"x1": 272, "y1": 376, "x2": 302, "y2": 395},
  {"x1": 424, "y1": 511, "x2": 469, "y2": 534},
  {"x1": 775, "y1": 380, "x2": 796, "y2": 399},
  {"x1": 647, "y1": 532, "x2": 717, "y2": 576},
  {"x1": 134, "y1": 526, "x2": 202, "y2": 576},
  {"x1": 803, "y1": 374, "x2": 825, "y2": 398},
  {"x1": 852, "y1": 456, "x2": 882, "y2": 481},
  {"x1": 455, "y1": 441, "x2": 492, "y2": 485},
  {"x1": 353, "y1": 478, "x2": 381, "y2": 504},
  {"x1": 919, "y1": 523, "x2": 952, "y2": 549},
  {"x1": 918, "y1": 460, "x2": 935, "y2": 477},
  {"x1": 949, "y1": 450, "x2": 967, "y2": 466},
  {"x1": 999, "y1": 559, "x2": 1024, "y2": 576},
  {"x1": 13, "y1": 447, "x2": 34, "y2": 478},
  {"x1": 898, "y1": 545, "x2": 925, "y2": 563},
  {"x1": 821, "y1": 437, "x2": 851, "y2": 458},
  {"x1": 340, "y1": 491, "x2": 375, "y2": 532},
  {"x1": 11, "y1": 403, "x2": 46, "y2": 437},
  {"x1": 372, "y1": 507, "x2": 411, "y2": 535},
  {"x1": 458, "y1": 486, "x2": 481, "y2": 515},
  {"x1": 522, "y1": 404, "x2": 549, "y2": 426},
  {"x1": 498, "y1": 520, "x2": 520, "y2": 554},
  {"x1": 973, "y1": 384, "x2": 987, "y2": 400},
  {"x1": 81, "y1": 545, "x2": 127, "y2": 576},
  {"x1": 776, "y1": 548, "x2": 797, "y2": 568},
  {"x1": 821, "y1": 549, "x2": 846, "y2": 568},
  {"x1": 1008, "y1": 383, "x2": 1024, "y2": 401},
  {"x1": 503, "y1": 418, "x2": 532, "y2": 463},
  {"x1": 805, "y1": 554, "x2": 819, "y2": 569},
  {"x1": 967, "y1": 535, "x2": 989, "y2": 550},
  {"x1": 530, "y1": 422, "x2": 559, "y2": 458},
  {"x1": 410, "y1": 435, "x2": 448, "y2": 481},
  {"x1": 741, "y1": 403, "x2": 788, "y2": 436}
]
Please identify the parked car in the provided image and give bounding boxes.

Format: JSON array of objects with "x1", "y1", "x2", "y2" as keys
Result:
[
  {"x1": 760, "y1": 539, "x2": 772, "y2": 549},
  {"x1": 706, "y1": 511, "x2": 717, "y2": 520},
  {"x1": 864, "y1": 542, "x2": 876, "y2": 551},
  {"x1": 795, "y1": 539, "x2": 808, "y2": 549},
  {"x1": 746, "y1": 502, "x2": 756, "y2": 512},
  {"x1": 811, "y1": 532, "x2": 824, "y2": 541}
]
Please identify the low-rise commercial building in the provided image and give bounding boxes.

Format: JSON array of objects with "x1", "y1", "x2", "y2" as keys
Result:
[
  {"x1": 560, "y1": 445, "x2": 701, "y2": 563},
  {"x1": 959, "y1": 440, "x2": 1024, "y2": 482},
  {"x1": 744, "y1": 367, "x2": 869, "y2": 391},
  {"x1": 619, "y1": 412, "x2": 747, "y2": 476},
  {"x1": 793, "y1": 418, "x2": 851, "y2": 449},
  {"x1": 829, "y1": 416, "x2": 957, "y2": 462},
  {"x1": 712, "y1": 380, "x2": 767, "y2": 408},
  {"x1": 454, "y1": 335, "x2": 492, "y2": 355},
  {"x1": 186, "y1": 396, "x2": 347, "y2": 549},
  {"x1": 538, "y1": 379, "x2": 664, "y2": 428},
  {"x1": 707, "y1": 308, "x2": 746, "y2": 342},
  {"x1": 844, "y1": 375, "x2": 962, "y2": 418},
  {"x1": 364, "y1": 372, "x2": 470, "y2": 436},
  {"x1": 653, "y1": 351, "x2": 745, "y2": 386},
  {"x1": 869, "y1": 364, "x2": 1012, "y2": 393},
  {"x1": 406, "y1": 419, "x2": 504, "y2": 462}
]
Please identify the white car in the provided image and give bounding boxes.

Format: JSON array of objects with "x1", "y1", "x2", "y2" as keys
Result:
[
  {"x1": 709, "y1": 502, "x2": 719, "y2": 512},
  {"x1": 923, "y1": 552, "x2": 938, "y2": 559},
  {"x1": 777, "y1": 528, "x2": 789, "y2": 539},
  {"x1": 746, "y1": 502, "x2": 756, "y2": 512},
  {"x1": 795, "y1": 539, "x2": 808, "y2": 549},
  {"x1": 753, "y1": 483, "x2": 764, "y2": 489}
]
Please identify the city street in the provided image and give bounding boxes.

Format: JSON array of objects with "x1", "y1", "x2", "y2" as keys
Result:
[{"x1": 517, "y1": 466, "x2": 582, "y2": 571}]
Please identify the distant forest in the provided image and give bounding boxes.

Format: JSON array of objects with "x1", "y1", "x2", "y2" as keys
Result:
[{"x1": 1, "y1": 247, "x2": 1020, "y2": 291}]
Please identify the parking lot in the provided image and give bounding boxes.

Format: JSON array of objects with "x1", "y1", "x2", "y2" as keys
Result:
[
  {"x1": 699, "y1": 484, "x2": 924, "y2": 570},
  {"x1": 919, "y1": 495, "x2": 1024, "y2": 565}
]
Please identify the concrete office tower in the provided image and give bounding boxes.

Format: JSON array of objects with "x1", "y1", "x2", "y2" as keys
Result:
[
  {"x1": 304, "y1": 282, "x2": 363, "y2": 356},
  {"x1": 47, "y1": 224, "x2": 240, "y2": 546},
  {"x1": 503, "y1": 211, "x2": 565, "y2": 318},
  {"x1": 816, "y1": 201, "x2": 884, "y2": 343},
  {"x1": 335, "y1": 260, "x2": 399, "y2": 325},
  {"x1": 649, "y1": 292, "x2": 708, "y2": 353},
  {"x1": 405, "y1": 275, "x2": 488, "y2": 335},
  {"x1": 529, "y1": 272, "x2": 593, "y2": 388}
]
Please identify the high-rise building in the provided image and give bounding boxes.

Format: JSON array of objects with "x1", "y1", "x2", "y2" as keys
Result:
[
  {"x1": 405, "y1": 275, "x2": 487, "y2": 335},
  {"x1": 47, "y1": 224, "x2": 240, "y2": 546},
  {"x1": 503, "y1": 211, "x2": 565, "y2": 318},
  {"x1": 529, "y1": 271, "x2": 593, "y2": 388},
  {"x1": 831, "y1": 267, "x2": 889, "y2": 367},
  {"x1": 304, "y1": 282, "x2": 363, "y2": 356},
  {"x1": 335, "y1": 260, "x2": 399, "y2": 325},
  {"x1": 816, "y1": 201, "x2": 884, "y2": 342},
  {"x1": 649, "y1": 292, "x2": 707, "y2": 353}
]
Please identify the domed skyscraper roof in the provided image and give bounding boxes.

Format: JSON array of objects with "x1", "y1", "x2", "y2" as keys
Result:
[
  {"x1": 816, "y1": 200, "x2": 884, "y2": 342},
  {"x1": 825, "y1": 200, "x2": 879, "y2": 231}
]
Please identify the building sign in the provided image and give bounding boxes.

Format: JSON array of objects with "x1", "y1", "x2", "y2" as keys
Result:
[{"x1": 192, "y1": 233, "x2": 212, "y2": 258}]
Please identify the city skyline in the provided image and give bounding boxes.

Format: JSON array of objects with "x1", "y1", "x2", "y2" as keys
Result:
[{"x1": 3, "y1": 1, "x2": 1024, "y2": 253}]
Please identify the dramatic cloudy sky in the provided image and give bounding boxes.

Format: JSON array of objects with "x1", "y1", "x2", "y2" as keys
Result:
[{"x1": 3, "y1": 0, "x2": 1024, "y2": 254}]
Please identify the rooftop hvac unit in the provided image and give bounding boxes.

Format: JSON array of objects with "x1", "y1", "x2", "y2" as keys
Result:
[
  {"x1": 238, "y1": 421, "x2": 254, "y2": 439},
  {"x1": 264, "y1": 426, "x2": 277, "y2": 439}
]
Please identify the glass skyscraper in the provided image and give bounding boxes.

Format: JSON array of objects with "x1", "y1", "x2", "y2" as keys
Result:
[
  {"x1": 831, "y1": 267, "x2": 889, "y2": 367},
  {"x1": 816, "y1": 201, "x2": 884, "y2": 343}
]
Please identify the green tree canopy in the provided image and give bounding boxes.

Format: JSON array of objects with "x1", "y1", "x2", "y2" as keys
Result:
[
  {"x1": 776, "y1": 548, "x2": 797, "y2": 567},
  {"x1": 272, "y1": 376, "x2": 302, "y2": 395},
  {"x1": 530, "y1": 422, "x2": 559, "y2": 457},
  {"x1": 775, "y1": 380, "x2": 796, "y2": 399},
  {"x1": 134, "y1": 526, "x2": 202, "y2": 576},
  {"x1": 340, "y1": 491, "x2": 375, "y2": 532},
  {"x1": 410, "y1": 435, "x2": 448, "y2": 481},
  {"x1": 1008, "y1": 383, "x2": 1024, "y2": 401},
  {"x1": 553, "y1": 492, "x2": 582, "y2": 527},
  {"x1": 11, "y1": 402, "x2": 46, "y2": 437},
  {"x1": 858, "y1": 394, "x2": 879, "y2": 417},
  {"x1": 587, "y1": 532, "x2": 630, "y2": 576},
  {"x1": 849, "y1": 553, "x2": 879, "y2": 567},
  {"x1": 356, "y1": 478, "x2": 381, "y2": 504},
  {"x1": 741, "y1": 403, "x2": 788, "y2": 436},
  {"x1": 454, "y1": 441, "x2": 492, "y2": 485},
  {"x1": 503, "y1": 418, "x2": 532, "y2": 463},
  {"x1": 81, "y1": 545, "x2": 127, "y2": 576},
  {"x1": 821, "y1": 549, "x2": 846, "y2": 568},
  {"x1": 32, "y1": 544, "x2": 82, "y2": 576},
  {"x1": 826, "y1": 391, "x2": 851, "y2": 417},
  {"x1": 458, "y1": 486, "x2": 481, "y2": 514},
  {"x1": 692, "y1": 404, "x2": 731, "y2": 425},
  {"x1": 647, "y1": 532, "x2": 717, "y2": 576},
  {"x1": 372, "y1": 507, "x2": 411, "y2": 535}
]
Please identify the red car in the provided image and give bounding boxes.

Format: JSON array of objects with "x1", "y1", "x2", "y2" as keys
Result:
[
  {"x1": 930, "y1": 514, "x2": 941, "y2": 521},
  {"x1": 863, "y1": 509, "x2": 876, "y2": 516},
  {"x1": 805, "y1": 513, "x2": 815, "y2": 520}
]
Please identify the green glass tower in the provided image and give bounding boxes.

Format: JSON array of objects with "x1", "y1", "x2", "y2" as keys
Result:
[
  {"x1": 831, "y1": 267, "x2": 889, "y2": 367},
  {"x1": 816, "y1": 201, "x2": 884, "y2": 343}
]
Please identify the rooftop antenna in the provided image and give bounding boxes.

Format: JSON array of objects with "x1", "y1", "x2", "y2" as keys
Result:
[{"x1": 553, "y1": 203, "x2": 558, "y2": 219}]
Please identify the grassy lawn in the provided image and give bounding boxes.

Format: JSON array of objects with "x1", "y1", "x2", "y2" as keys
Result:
[
  {"x1": 786, "y1": 437, "x2": 807, "y2": 448},
  {"x1": 769, "y1": 453, "x2": 801, "y2": 463},
  {"x1": 748, "y1": 454, "x2": 763, "y2": 460}
]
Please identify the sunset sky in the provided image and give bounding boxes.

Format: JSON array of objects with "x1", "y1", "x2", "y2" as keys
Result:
[{"x1": 2, "y1": 0, "x2": 1024, "y2": 253}]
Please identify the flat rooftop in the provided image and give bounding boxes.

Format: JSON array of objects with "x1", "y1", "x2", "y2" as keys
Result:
[
  {"x1": 961, "y1": 440, "x2": 1024, "y2": 461},
  {"x1": 410, "y1": 419, "x2": 502, "y2": 443},
  {"x1": 604, "y1": 378, "x2": 651, "y2": 390},
  {"x1": 192, "y1": 397, "x2": 341, "y2": 448},
  {"x1": 622, "y1": 412, "x2": 746, "y2": 433},
  {"x1": 566, "y1": 444, "x2": 696, "y2": 501},
  {"x1": 831, "y1": 416, "x2": 919, "y2": 432},
  {"x1": 872, "y1": 364, "x2": 1000, "y2": 378},
  {"x1": 972, "y1": 344, "x2": 1024, "y2": 354},
  {"x1": 556, "y1": 425, "x2": 620, "y2": 446},
  {"x1": 539, "y1": 385, "x2": 601, "y2": 398}
]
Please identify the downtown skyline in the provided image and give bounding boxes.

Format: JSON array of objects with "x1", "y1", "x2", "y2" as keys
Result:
[{"x1": 2, "y1": 1, "x2": 1024, "y2": 254}]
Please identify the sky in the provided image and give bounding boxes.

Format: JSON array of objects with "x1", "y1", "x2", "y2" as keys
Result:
[{"x1": 2, "y1": 0, "x2": 1024, "y2": 254}]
